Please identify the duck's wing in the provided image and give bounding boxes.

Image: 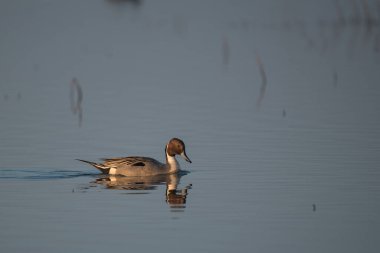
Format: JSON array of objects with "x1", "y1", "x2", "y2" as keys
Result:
[{"x1": 101, "y1": 156, "x2": 162, "y2": 168}]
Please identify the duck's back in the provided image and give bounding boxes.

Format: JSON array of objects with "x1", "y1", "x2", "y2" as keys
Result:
[{"x1": 103, "y1": 156, "x2": 167, "y2": 176}]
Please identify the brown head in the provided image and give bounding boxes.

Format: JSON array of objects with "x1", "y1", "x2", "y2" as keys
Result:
[{"x1": 166, "y1": 138, "x2": 192, "y2": 163}]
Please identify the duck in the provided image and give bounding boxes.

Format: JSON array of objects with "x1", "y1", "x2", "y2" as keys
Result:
[{"x1": 77, "y1": 138, "x2": 191, "y2": 176}]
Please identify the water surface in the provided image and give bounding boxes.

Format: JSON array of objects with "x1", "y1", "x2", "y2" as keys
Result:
[{"x1": 1, "y1": 0, "x2": 380, "y2": 252}]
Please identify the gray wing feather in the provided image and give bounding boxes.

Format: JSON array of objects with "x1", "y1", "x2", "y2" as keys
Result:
[{"x1": 101, "y1": 157, "x2": 162, "y2": 168}]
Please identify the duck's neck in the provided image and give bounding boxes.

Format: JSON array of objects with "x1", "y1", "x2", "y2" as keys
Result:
[{"x1": 166, "y1": 152, "x2": 180, "y2": 173}]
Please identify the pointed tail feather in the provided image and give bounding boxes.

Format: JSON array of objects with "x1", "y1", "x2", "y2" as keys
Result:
[{"x1": 76, "y1": 159, "x2": 110, "y2": 174}]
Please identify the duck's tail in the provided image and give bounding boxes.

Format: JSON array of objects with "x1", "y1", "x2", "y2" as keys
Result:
[{"x1": 76, "y1": 159, "x2": 110, "y2": 174}]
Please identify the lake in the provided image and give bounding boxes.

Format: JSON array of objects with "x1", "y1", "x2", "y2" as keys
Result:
[{"x1": 1, "y1": 0, "x2": 380, "y2": 252}]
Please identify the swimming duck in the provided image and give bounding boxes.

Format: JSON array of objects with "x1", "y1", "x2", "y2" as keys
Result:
[{"x1": 77, "y1": 138, "x2": 191, "y2": 176}]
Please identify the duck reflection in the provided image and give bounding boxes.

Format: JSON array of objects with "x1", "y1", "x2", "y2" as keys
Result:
[{"x1": 93, "y1": 172, "x2": 192, "y2": 209}]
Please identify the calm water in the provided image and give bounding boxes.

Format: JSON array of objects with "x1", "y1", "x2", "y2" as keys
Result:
[{"x1": 1, "y1": 0, "x2": 380, "y2": 252}]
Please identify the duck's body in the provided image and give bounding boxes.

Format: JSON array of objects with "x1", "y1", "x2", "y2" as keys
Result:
[{"x1": 77, "y1": 138, "x2": 191, "y2": 176}]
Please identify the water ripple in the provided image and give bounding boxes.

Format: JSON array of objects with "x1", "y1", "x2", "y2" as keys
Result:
[{"x1": 0, "y1": 169, "x2": 96, "y2": 180}]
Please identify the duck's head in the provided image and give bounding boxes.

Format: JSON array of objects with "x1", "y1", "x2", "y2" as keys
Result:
[{"x1": 166, "y1": 138, "x2": 192, "y2": 163}]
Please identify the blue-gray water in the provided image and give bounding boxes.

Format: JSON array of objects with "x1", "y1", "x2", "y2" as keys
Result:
[{"x1": 1, "y1": 0, "x2": 380, "y2": 252}]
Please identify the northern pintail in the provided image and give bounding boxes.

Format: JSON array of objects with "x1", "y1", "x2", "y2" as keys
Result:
[{"x1": 77, "y1": 138, "x2": 191, "y2": 176}]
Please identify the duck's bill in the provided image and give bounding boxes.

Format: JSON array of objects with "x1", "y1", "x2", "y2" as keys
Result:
[{"x1": 180, "y1": 152, "x2": 192, "y2": 163}]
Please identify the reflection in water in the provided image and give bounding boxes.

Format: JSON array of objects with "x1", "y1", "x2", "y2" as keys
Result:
[
  {"x1": 375, "y1": 33, "x2": 380, "y2": 52},
  {"x1": 361, "y1": 0, "x2": 373, "y2": 24},
  {"x1": 333, "y1": 69, "x2": 338, "y2": 87},
  {"x1": 282, "y1": 109, "x2": 287, "y2": 118},
  {"x1": 274, "y1": 0, "x2": 380, "y2": 58},
  {"x1": 255, "y1": 52, "x2": 267, "y2": 109},
  {"x1": 222, "y1": 35, "x2": 230, "y2": 69},
  {"x1": 106, "y1": 0, "x2": 142, "y2": 7},
  {"x1": 1, "y1": 92, "x2": 21, "y2": 101},
  {"x1": 69, "y1": 78, "x2": 83, "y2": 127},
  {"x1": 295, "y1": 20, "x2": 315, "y2": 49},
  {"x1": 93, "y1": 172, "x2": 192, "y2": 209},
  {"x1": 334, "y1": 0, "x2": 345, "y2": 25}
]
